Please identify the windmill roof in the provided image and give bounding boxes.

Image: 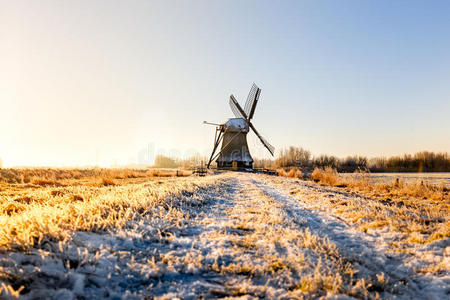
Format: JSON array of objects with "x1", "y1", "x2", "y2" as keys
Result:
[{"x1": 223, "y1": 118, "x2": 249, "y2": 132}]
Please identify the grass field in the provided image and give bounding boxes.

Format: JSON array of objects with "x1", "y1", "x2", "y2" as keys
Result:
[
  {"x1": 354, "y1": 172, "x2": 450, "y2": 188},
  {"x1": 0, "y1": 169, "x2": 448, "y2": 299}
]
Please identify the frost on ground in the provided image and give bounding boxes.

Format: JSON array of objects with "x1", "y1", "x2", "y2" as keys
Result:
[{"x1": 0, "y1": 173, "x2": 448, "y2": 299}]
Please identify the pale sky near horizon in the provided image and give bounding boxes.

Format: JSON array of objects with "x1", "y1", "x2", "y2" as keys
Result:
[{"x1": 1, "y1": 0, "x2": 449, "y2": 167}]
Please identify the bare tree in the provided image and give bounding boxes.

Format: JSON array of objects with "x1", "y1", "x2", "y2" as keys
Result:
[{"x1": 276, "y1": 146, "x2": 311, "y2": 167}]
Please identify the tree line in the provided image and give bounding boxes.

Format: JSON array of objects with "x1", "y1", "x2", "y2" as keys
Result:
[
  {"x1": 254, "y1": 146, "x2": 450, "y2": 172},
  {"x1": 153, "y1": 148, "x2": 450, "y2": 172}
]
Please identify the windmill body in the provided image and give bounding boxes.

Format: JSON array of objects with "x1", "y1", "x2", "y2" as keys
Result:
[
  {"x1": 216, "y1": 118, "x2": 253, "y2": 169},
  {"x1": 205, "y1": 84, "x2": 275, "y2": 170}
]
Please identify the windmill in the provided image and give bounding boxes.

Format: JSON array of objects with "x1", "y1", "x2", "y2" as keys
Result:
[{"x1": 204, "y1": 83, "x2": 275, "y2": 170}]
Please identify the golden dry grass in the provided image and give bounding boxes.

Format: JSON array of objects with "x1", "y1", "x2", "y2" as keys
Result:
[
  {"x1": 0, "y1": 168, "x2": 205, "y2": 250},
  {"x1": 312, "y1": 167, "x2": 339, "y2": 185},
  {"x1": 311, "y1": 167, "x2": 448, "y2": 201},
  {"x1": 290, "y1": 168, "x2": 450, "y2": 249},
  {"x1": 277, "y1": 167, "x2": 303, "y2": 179},
  {"x1": 0, "y1": 168, "x2": 193, "y2": 186}
]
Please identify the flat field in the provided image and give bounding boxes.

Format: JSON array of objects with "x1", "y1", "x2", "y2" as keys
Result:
[
  {"x1": 342, "y1": 172, "x2": 450, "y2": 188},
  {"x1": 0, "y1": 170, "x2": 448, "y2": 299}
]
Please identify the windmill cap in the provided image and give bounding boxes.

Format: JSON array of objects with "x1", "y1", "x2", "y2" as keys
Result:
[{"x1": 223, "y1": 118, "x2": 249, "y2": 132}]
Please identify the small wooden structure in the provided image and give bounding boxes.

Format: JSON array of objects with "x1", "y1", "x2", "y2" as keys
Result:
[{"x1": 193, "y1": 162, "x2": 207, "y2": 176}]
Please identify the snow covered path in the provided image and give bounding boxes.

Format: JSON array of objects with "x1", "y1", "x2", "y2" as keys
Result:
[{"x1": 1, "y1": 173, "x2": 448, "y2": 299}]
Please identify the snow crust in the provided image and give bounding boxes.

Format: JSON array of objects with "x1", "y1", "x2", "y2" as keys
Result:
[
  {"x1": 223, "y1": 118, "x2": 249, "y2": 132},
  {"x1": 0, "y1": 173, "x2": 448, "y2": 299}
]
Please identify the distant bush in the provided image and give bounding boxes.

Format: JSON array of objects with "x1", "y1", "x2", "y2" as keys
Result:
[
  {"x1": 276, "y1": 147, "x2": 311, "y2": 168},
  {"x1": 153, "y1": 155, "x2": 180, "y2": 168},
  {"x1": 313, "y1": 155, "x2": 339, "y2": 169},
  {"x1": 277, "y1": 167, "x2": 303, "y2": 179},
  {"x1": 311, "y1": 167, "x2": 339, "y2": 185},
  {"x1": 180, "y1": 154, "x2": 208, "y2": 169},
  {"x1": 369, "y1": 151, "x2": 450, "y2": 172},
  {"x1": 253, "y1": 158, "x2": 275, "y2": 169}
]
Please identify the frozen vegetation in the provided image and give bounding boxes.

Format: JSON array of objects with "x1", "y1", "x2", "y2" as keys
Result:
[{"x1": 0, "y1": 172, "x2": 448, "y2": 299}]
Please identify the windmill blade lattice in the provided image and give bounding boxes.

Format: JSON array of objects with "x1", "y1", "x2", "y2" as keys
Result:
[
  {"x1": 244, "y1": 83, "x2": 259, "y2": 118},
  {"x1": 259, "y1": 135, "x2": 275, "y2": 155},
  {"x1": 248, "y1": 87, "x2": 260, "y2": 121},
  {"x1": 229, "y1": 95, "x2": 246, "y2": 119},
  {"x1": 249, "y1": 122, "x2": 275, "y2": 156}
]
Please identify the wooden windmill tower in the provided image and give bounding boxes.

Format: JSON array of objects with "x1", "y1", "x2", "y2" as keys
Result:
[{"x1": 204, "y1": 83, "x2": 275, "y2": 170}]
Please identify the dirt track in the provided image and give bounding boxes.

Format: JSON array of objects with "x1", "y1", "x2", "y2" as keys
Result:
[{"x1": 1, "y1": 173, "x2": 448, "y2": 299}]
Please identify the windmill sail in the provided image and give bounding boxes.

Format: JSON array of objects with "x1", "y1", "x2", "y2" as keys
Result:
[
  {"x1": 247, "y1": 87, "x2": 260, "y2": 121},
  {"x1": 244, "y1": 83, "x2": 259, "y2": 118},
  {"x1": 229, "y1": 95, "x2": 247, "y2": 119},
  {"x1": 249, "y1": 122, "x2": 275, "y2": 156}
]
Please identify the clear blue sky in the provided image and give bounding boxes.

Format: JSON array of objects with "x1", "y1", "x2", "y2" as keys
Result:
[{"x1": 1, "y1": 1, "x2": 449, "y2": 166}]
